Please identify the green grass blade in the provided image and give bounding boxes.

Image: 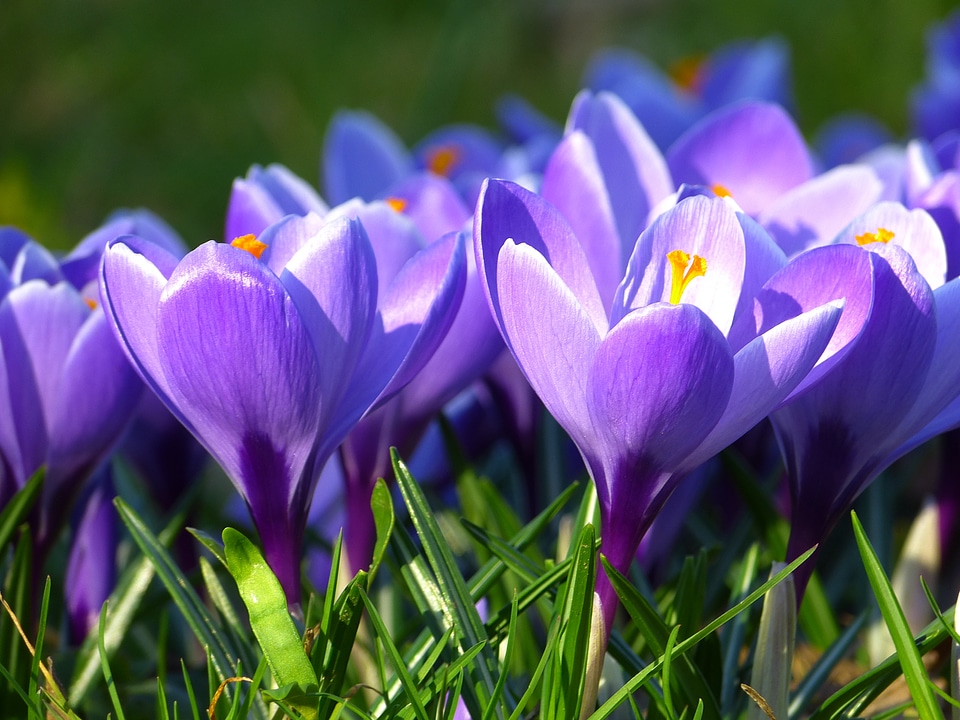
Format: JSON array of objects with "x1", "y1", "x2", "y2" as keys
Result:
[
  {"x1": 482, "y1": 591, "x2": 519, "y2": 720},
  {"x1": 114, "y1": 498, "x2": 239, "y2": 684},
  {"x1": 542, "y1": 524, "x2": 596, "y2": 720},
  {"x1": 360, "y1": 587, "x2": 431, "y2": 720},
  {"x1": 187, "y1": 527, "x2": 228, "y2": 568},
  {"x1": 589, "y1": 547, "x2": 815, "y2": 720},
  {"x1": 316, "y1": 570, "x2": 367, "y2": 720},
  {"x1": 98, "y1": 603, "x2": 127, "y2": 720},
  {"x1": 369, "y1": 478, "x2": 394, "y2": 586},
  {"x1": 392, "y1": 448, "x2": 501, "y2": 719},
  {"x1": 850, "y1": 510, "x2": 943, "y2": 720},
  {"x1": 70, "y1": 504, "x2": 186, "y2": 705},
  {"x1": 599, "y1": 557, "x2": 721, "y2": 720},
  {"x1": 0, "y1": 470, "x2": 42, "y2": 552},
  {"x1": 180, "y1": 660, "x2": 201, "y2": 720}
]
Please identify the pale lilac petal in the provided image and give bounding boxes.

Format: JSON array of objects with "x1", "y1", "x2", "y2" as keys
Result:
[
  {"x1": 257, "y1": 213, "x2": 326, "y2": 276},
  {"x1": 0, "y1": 281, "x2": 88, "y2": 442},
  {"x1": 47, "y1": 311, "x2": 142, "y2": 487},
  {"x1": 541, "y1": 131, "x2": 623, "y2": 310},
  {"x1": 323, "y1": 110, "x2": 413, "y2": 205},
  {"x1": 496, "y1": 240, "x2": 601, "y2": 453},
  {"x1": 567, "y1": 91, "x2": 674, "y2": 249},
  {"x1": 224, "y1": 178, "x2": 284, "y2": 243},
  {"x1": 250, "y1": 163, "x2": 328, "y2": 217},
  {"x1": 614, "y1": 195, "x2": 745, "y2": 335},
  {"x1": 280, "y1": 216, "x2": 377, "y2": 418},
  {"x1": 587, "y1": 303, "x2": 733, "y2": 506},
  {"x1": 679, "y1": 300, "x2": 843, "y2": 472},
  {"x1": 834, "y1": 202, "x2": 947, "y2": 289},
  {"x1": 11, "y1": 242, "x2": 64, "y2": 285},
  {"x1": 155, "y1": 242, "x2": 324, "y2": 501},
  {"x1": 327, "y1": 201, "x2": 424, "y2": 299},
  {"x1": 328, "y1": 233, "x2": 466, "y2": 446},
  {"x1": 728, "y1": 244, "x2": 874, "y2": 385},
  {"x1": 733, "y1": 212, "x2": 788, "y2": 325},
  {"x1": 759, "y1": 165, "x2": 885, "y2": 255},
  {"x1": 667, "y1": 102, "x2": 814, "y2": 214},
  {"x1": 475, "y1": 179, "x2": 609, "y2": 337},
  {"x1": 100, "y1": 237, "x2": 182, "y2": 423},
  {"x1": 384, "y1": 173, "x2": 471, "y2": 242}
]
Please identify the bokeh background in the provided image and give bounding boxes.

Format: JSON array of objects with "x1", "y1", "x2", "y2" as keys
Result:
[{"x1": 3, "y1": 0, "x2": 960, "y2": 250}]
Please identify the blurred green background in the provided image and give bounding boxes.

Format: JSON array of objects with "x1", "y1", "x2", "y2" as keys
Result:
[{"x1": 3, "y1": 0, "x2": 959, "y2": 250}]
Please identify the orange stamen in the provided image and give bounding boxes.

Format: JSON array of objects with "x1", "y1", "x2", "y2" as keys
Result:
[
  {"x1": 855, "y1": 227, "x2": 895, "y2": 246},
  {"x1": 669, "y1": 54, "x2": 706, "y2": 93},
  {"x1": 385, "y1": 197, "x2": 408, "y2": 213},
  {"x1": 231, "y1": 234, "x2": 268, "y2": 259},
  {"x1": 712, "y1": 184, "x2": 732, "y2": 199},
  {"x1": 425, "y1": 145, "x2": 460, "y2": 177}
]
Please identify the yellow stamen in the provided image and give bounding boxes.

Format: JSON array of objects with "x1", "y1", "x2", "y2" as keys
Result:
[
  {"x1": 385, "y1": 197, "x2": 408, "y2": 213},
  {"x1": 668, "y1": 53, "x2": 706, "y2": 93},
  {"x1": 712, "y1": 183, "x2": 732, "y2": 198},
  {"x1": 855, "y1": 227, "x2": 895, "y2": 246},
  {"x1": 84, "y1": 297, "x2": 98, "y2": 311},
  {"x1": 231, "y1": 234, "x2": 268, "y2": 259},
  {"x1": 667, "y1": 249, "x2": 708, "y2": 304},
  {"x1": 425, "y1": 144, "x2": 461, "y2": 177}
]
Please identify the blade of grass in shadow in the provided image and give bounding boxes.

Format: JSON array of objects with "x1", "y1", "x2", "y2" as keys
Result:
[
  {"x1": 71, "y1": 503, "x2": 188, "y2": 704},
  {"x1": 850, "y1": 510, "x2": 943, "y2": 720},
  {"x1": 589, "y1": 547, "x2": 815, "y2": 720},
  {"x1": 720, "y1": 543, "x2": 760, "y2": 715},
  {"x1": 600, "y1": 557, "x2": 721, "y2": 720},
  {"x1": 482, "y1": 591, "x2": 519, "y2": 720},
  {"x1": 114, "y1": 498, "x2": 239, "y2": 685},
  {"x1": 391, "y1": 448, "x2": 501, "y2": 719},
  {"x1": 0, "y1": 469, "x2": 42, "y2": 552},
  {"x1": 315, "y1": 570, "x2": 367, "y2": 720},
  {"x1": 98, "y1": 603, "x2": 127, "y2": 720},
  {"x1": 788, "y1": 612, "x2": 867, "y2": 720}
]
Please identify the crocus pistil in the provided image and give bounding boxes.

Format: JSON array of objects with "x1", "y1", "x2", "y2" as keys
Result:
[{"x1": 667, "y1": 249, "x2": 708, "y2": 304}]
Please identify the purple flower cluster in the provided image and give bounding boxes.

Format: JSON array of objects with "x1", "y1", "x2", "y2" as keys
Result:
[{"x1": 7, "y1": 18, "x2": 960, "y2": 647}]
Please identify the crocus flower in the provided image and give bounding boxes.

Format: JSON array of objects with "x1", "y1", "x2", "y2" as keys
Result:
[
  {"x1": 65, "y1": 466, "x2": 117, "y2": 644},
  {"x1": 225, "y1": 163, "x2": 329, "y2": 243},
  {"x1": 756, "y1": 218, "x2": 960, "y2": 596},
  {"x1": 0, "y1": 234, "x2": 142, "y2": 554},
  {"x1": 476, "y1": 180, "x2": 842, "y2": 639},
  {"x1": 101, "y1": 214, "x2": 466, "y2": 605}
]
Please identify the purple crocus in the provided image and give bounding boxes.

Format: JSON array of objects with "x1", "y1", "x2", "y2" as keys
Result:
[
  {"x1": 0, "y1": 236, "x2": 142, "y2": 552},
  {"x1": 100, "y1": 215, "x2": 465, "y2": 606},
  {"x1": 476, "y1": 180, "x2": 842, "y2": 638}
]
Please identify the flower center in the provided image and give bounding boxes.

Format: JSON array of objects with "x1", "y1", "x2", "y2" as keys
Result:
[
  {"x1": 668, "y1": 53, "x2": 706, "y2": 93},
  {"x1": 712, "y1": 184, "x2": 732, "y2": 199},
  {"x1": 854, "y1": 227, "x2": 895, "y2": 246},
  {"x1": 385, "y1": 197, "x2": 408, "y2": 213},
  {"x1": 667, "y1": 249, "x2": 708, "y2": 304},
  {"x1": 425, "y1": 144, "x2": 461, "y2": 177},
  {"x1": 231, "y1": 234, "x2": 268, "y2": 259}
]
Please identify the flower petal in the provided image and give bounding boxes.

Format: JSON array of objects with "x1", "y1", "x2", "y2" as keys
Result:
[
  {"x1": 667, "y1": 101, "x2": 814, "y2": 214},
  {"x1": 475, "y1": 178, "x2": 608, "y2": 337}
]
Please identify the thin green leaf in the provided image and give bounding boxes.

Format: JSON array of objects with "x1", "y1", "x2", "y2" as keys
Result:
[
  {"x1": 392, "y1": 449, "x2": 500, "y2": 719},
  {"x1": 920, "y1": 577, "x2": 960, "y2": 644},
  {"x1": 662, "y1": 625, "x2": 681, "y2": 720},
  {"x1": 720, "y1": 543, "x2": 760, "y2": 715},
  {"x1": 114, "y1": 498, "x2": 239, "y2": 685},
  {"x1": 369, "y1": 478, "x2": 394, "y2": 587},
  {"x1": 98, "y1": 603, "x2": 126, "y2": 720},
  {"x1": 542, "y1": 524, "x2": 596, "y2": 720},
  {"x1": 508, "y1": 616, "x2": 561, "y2": 720},
  {"x1": 482, "y1": 592, "x2": 519, "y2": 720},
  {"x1": 70, "y1": 504, "x2": 186, "y2": 705},
  {"x1": 0, "y1": 660, "x2": 37, "y2": 714},
  {"x1": 600, "y1": 557, "x2": 721, "y2": 720},
  {"x1": 316, "y1": 571, "x2": 367, "y2": 720},
  {"x1": 157, "y1": 676, "x2": 171, "y2": 720},
  {"x1": 187, "y1": 527, "x2": 228, "y2": 568},
  {"x1": 788, "y1": 612, "x2": 867, "y2": 720},
  {"x1": 360, "y1": 587, "x2": 431, "y2": 720},
  {"x1": 28, "y1": 575, "x2": 51, "y2": 712},
  {"x1": 590, "y1": 547, "x2": 816, "y2": 720},
  {"x1": 850, "y1": 510, "x2": 943, "y2": 720},
  {"x1": 180, "y1": 660, "x2": 201, "y2": 720},
  {"x1": 0, "y1": 469, "x2": 42, "y2": 552}
]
